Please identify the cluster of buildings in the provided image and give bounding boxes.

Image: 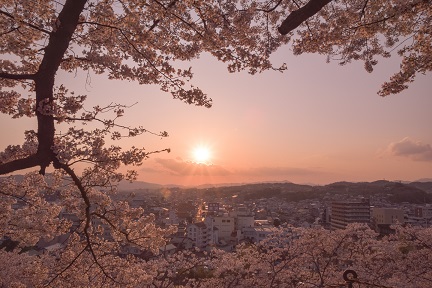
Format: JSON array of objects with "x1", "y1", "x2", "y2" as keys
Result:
[
  {"x1": 163, "y1": 197, "x2": 432, "y2": 251},
  {"x1": 169, "y1": 203, "x2": 275, "y2": 251},
  {"x1": 325, "y1": 199, "x2": 405, "y2": 234},
  {"x1": 4, "y1": 186, "x2": 432, "y2": 257},
  {"x1": 324, "y1": 199, "x2": 432, "y2": 233},
  {"x1": 144, "y1": 194, "x2": 432, "y2": 252}
]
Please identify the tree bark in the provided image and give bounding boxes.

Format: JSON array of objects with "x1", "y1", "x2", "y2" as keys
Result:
[{"x1": 278, "y1": 0, "x2": 333, "y2": 35}]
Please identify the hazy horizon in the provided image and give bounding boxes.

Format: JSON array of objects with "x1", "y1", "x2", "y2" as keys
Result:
[{"x1": 117, "y1": 176, "x2": 432, "y2": 190}]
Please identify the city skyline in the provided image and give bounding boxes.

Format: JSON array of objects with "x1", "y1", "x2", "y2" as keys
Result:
[{"x1": 1, "y1": 47, "x2": 431, "y2": 186}]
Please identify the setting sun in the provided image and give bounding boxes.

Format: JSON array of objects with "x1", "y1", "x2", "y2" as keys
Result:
[{"x1": 193, "y1": 146, "x2": 212, "y2": 164}]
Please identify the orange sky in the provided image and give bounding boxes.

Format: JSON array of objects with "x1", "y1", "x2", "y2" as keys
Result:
[{"x1": 2, "y1": 47, "x2": 432, "y2": 186}]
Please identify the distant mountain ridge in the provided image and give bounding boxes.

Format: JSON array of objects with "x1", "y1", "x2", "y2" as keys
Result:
[
  {"x1": 1, "y1": 174, "x2": 431, "y2": 204},
  {"x1": 2, "y1": 175, "x2": 432, "y2": 198}
]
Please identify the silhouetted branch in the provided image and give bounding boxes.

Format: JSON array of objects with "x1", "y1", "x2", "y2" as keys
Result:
[
  {"x1": 45, "y1": 246, "x2": 87, "y2": 286},
  {"x1": 258, "y1": 0, "x2": 283, "y2": 13},
  {"x1": 0, "y1": 154, "x2": 41, "y2": 175},
  {"x1": 0, "y1": 9, "x2": 52, "y2": 35},
  {"x1": 278, "y1": 0, "x2": 333, "y2": 35},
  {"x1": 0, "y1": 72, "x2": 36, "y2": 80}
]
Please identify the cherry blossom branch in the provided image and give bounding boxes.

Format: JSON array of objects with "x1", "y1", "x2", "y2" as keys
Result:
[
  {"x1": 352, "y1": 1, "x2": 427, "y2": 31},
  {"x1": 118, "y1": 29, "x2": 187, "y2": 91},
  {"x1": 92, "y1": 212, "x2": 153, "y2": 247},
  {"x1": 152, "y1": 0, "x2": 179, "y2": 12},
  {"x1": 55, "y1": 159, "x2": 118, "y2": 283},
  {"x1": 0, "y1": 154, "x2": 41, "y2": 175},
  {"x1": 0, "y1": 26, "x2": 19, "y2": 36},
  {"x1": 292, "y1": 0, "x2": 314, "y2": 36},
  {"x1": 57, "y1": 115, "x2": 168, "y2": 138},
  {"x1": 258, "y1": 0, "x2": 283, "y2": 13},
  {"x1": 0, "y1": 187, "x2": 32, "y2": 205},
  {"x1": 0, "y1": 72, "x2": 36, "y2": 80},
  {"x1": 67, "y1": 148, "x2": 170, "y2": 167},
  {"x1": 77, "y1": 21, "x2": 211, "y2": 107},
  {"x1": 45, "y1": 246, "x2": 88, "y2": 286},
  {"x1": 278, "y1": 0, "x2": 333, "y2": 35},
  {"x1": 359, "y1": 0, "x2": 370, "y2": 21},
  {"x1": 350, "y1": 14, "x2": 397, "y2": 30},
  {"x1": 0, "y1": 9, "x2": 52, "y2": 35},
  {"x1": 152, "y1": 0, "x2": 204, "y2": 37}
]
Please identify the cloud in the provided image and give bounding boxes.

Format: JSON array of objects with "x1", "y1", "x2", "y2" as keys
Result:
[
  {"x1": 141, "y1": 158, "x2": 325, "y2": 180},
  {"x1": 388, "y1": 137, "x2": 432, "y2": 161},
  {"x1": 234, "y1": 166, "x2": 323, "y2": 177},
  {"x1": 143, "y1": 158, "x2": 232, "y2": 176}
]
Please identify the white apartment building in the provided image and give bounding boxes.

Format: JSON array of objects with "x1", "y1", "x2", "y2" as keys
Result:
[
  {"x1": 230, "y1": 205, "x2": 255, "y2": 231},
  {"x1": 187, "y1": 222, "x2": 211, "y2": 248},
  {"x1": 208, "y1": 215, "x2": 235, "y2": 241},
  {"x1": 331, "y1": 199, "x2": 370, "y2": 230}
]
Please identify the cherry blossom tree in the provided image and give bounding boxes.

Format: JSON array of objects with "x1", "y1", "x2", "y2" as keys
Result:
[
  {"x1": 0, "y1": 0, "x2": 286, "y2": 285},
  {"x1": 276, "y1": 0, "x2": 432, "y2": 95},
  {"x1": 157, "y1": 224, "x2": 431, "y2": 288},
  {"x1": 1, "y1": 0, "x2": 431, "y2": 286}
]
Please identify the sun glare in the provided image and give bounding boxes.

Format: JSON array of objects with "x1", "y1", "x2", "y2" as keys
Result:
[{"x1": 193, "y1": 146, "x2": 211, "y2": 164}]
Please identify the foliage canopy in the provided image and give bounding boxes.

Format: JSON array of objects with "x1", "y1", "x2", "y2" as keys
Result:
[{"x1": 0, "y1": 0, "x2": 431, "y2": 286}]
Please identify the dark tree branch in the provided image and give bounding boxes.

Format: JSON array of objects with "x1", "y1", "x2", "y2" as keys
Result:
[
  {"x1": 32, "y1": 0, "x2": 87, "y2": 173},
  {"x1": 78, "y1": 21, "x2": 125, "y2": 31},
  {"x1": 55, "y1": 159, "x2": 120, "y2": 283},
  {"x1": 45, "y1": 246, "x2": 88, "y2": 286},
  {"x1": 278, "y1": 0, "x2": 333, "y2": 35},
  {"x1": 0, "y1": 154, "x2": 40, "y2": 175},
  {"x1": 360, "y1": 0, "x2": 370, "y2": 21},
  {"x1": 0, "y1": 9, "x2": 52, "y2": 35},
  {"x1": 0, "y1": 72, "x2": 36, "y2": 80},
  {"x1": 0, "y1": 26, "x2": 19, "y2": 36},
  {"x1": 258, "y1": 0, "x2": 284, "y2": 13},
  {"x1": 0, "y1": 0, "x2": 87, "y2": 176},
  {"x1": 350, "y1": 1, "x2": 428, "y2": 31}
]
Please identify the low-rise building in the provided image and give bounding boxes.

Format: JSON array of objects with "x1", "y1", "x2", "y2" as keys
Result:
[
  {"x1": 407, "y1": 205, "x2": 432, "y2": 227},
  {"x1": 372, "y1": 207, "x2": 404, "y2": 225},
  {"x1": 371, "y1": 207, "x2": 404, "y2": 234},
  {"x1": 242, "y1": 226, "x2": 274, "y2": 243}
]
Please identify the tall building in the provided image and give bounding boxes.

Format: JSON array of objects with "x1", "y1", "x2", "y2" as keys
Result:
[{"x1": 330, "y1": 199, "x2": 370, "y2": 230}]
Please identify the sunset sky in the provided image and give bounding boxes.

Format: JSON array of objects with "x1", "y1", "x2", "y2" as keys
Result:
[{"x1": 2, "y1": 46, "x2": 431, "y2": 186}]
